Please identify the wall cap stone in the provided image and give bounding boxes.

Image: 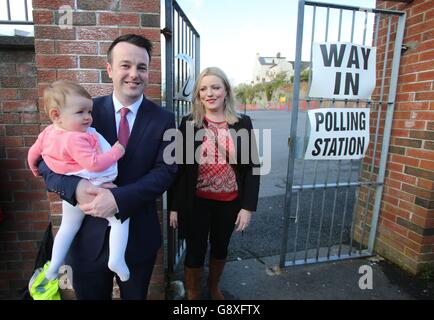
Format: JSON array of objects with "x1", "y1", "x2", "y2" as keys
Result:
[{"x1": 0, "y1": 35, "x2": 34, "y2": 49}]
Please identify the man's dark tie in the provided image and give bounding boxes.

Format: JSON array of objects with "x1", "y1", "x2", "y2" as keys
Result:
[{"x1": 118, "y1": 107, "x2": 130, "y2": 147}]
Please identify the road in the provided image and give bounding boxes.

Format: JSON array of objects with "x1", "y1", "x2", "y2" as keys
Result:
[
  {"x1": 228, "y1": 110, "x2": 361, "y2": 262},
  {"x1": 248, "y1": 110, "x2": 292, "y2": 198}
]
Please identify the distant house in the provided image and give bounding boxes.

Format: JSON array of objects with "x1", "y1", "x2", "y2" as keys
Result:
[
  {"x1": 253, "y1": 52, "x2": 293, "y2": 84},
  {"x1": 252, "y1": 52, "x2": 310, "y2": 84}
]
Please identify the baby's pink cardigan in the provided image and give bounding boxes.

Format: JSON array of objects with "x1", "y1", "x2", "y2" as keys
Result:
[{"x1": 27, "y1": 125, "x2": 123, "y2": 176}]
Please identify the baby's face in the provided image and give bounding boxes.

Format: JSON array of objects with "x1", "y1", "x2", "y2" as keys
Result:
[{"x1": 57, "y1": 95, "x2": 93, "y2": 132}]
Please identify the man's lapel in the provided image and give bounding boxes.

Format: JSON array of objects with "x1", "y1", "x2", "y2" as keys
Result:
[{"x1": 98, "y1": 96, "x2": 117, "y2": 145}]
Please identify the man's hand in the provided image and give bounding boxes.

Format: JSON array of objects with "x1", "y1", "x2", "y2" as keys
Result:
[
  {"x1": 100, "y1": 182, "x2": 117, "y2": 189},
  {"x1": 79, "y1": 187, "x2": 118, "y2": 219},
  {"x1": 76, "y1": 179, "x2": 98, "y2": 204}
]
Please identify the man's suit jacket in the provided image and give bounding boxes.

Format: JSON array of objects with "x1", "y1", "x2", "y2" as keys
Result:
[{"x1": 39, "y1": 95, "x2": 177, "y2": 272}]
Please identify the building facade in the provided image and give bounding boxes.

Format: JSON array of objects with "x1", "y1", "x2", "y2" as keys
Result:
[{"x1": 252, "y1": 52, "x2": 294, "y2": 83}]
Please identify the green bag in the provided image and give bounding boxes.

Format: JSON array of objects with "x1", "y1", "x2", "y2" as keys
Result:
[{"x1": 29, "y1": 261, "x2": 61, "y2": 300}]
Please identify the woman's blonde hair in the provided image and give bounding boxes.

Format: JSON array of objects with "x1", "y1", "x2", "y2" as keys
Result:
[
  {"x1": 43, "y1": 80, "x2": 91, "y2": 116},
  {"x1": 191, "y1": 67, "x2": 239, "y2": 127}
]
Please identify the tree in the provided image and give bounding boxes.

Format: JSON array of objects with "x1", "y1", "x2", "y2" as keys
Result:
[
  {"x1": 235, "y1": 84, "x2": 257, "y2": 113},
  {"x1": 264, "y1": 72, "x2": 288, "y2": 102},
  {"x1": 235, "y1": 84, "x2": 249, "y2": 107},
  {"x1": 264, "y1": 82, "x2": 274, "y2": 102},
  {"x1": 246, "y1": 85, "x2": 256, "y2": 105},
  {"x1": 235, "y1": 84, "x2": 259, "y2": 104},
  {"x1": 290, "y1": 67, "x2": 310, "y2": 83}
]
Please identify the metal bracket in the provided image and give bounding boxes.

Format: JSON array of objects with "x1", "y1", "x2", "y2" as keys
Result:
[
  {"x1": 401, "y1": 41, "x2": 417, "y2": 54},
  {"x1": 161, "y1": 27, "x2": 172, "y2": 39}
]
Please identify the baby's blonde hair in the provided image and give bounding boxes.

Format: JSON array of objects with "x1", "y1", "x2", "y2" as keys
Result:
[{"x1": 43, "y1": 80, "x2": 91, "y2": 116}]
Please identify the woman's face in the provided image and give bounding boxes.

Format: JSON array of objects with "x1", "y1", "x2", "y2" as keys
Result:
[{"x1": 199, "y1": 75, "x2": 227, "y2": 114}]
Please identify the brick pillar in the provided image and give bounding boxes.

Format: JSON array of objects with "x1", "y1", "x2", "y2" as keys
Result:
[
  {"x1": 32, "y1": 0, "x2": 164, "y2": 298},
  {"x1": 360, "y1": 0, "x2": 434, "y2": 274},
  {"x1": 0, "y1": 36, "x2": 47, "y2": 299}
]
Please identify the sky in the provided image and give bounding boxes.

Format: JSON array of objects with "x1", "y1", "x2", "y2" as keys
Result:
[
  {"x1": 1, "y1": 0, "x2": 376, "y2": 86},
  {"x1": 0, "y1": 0, "x2": 33, "y2": 35},
  {"x1": 174, "y1": 0, "x2": 376, "y2": 85}
]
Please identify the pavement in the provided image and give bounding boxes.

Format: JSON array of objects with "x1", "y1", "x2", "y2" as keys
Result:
[
  {"x1": 168, "y1": 254, "x2": 434, "y2": 300},
  {"x1": 167, "y1": 110, "x2": 434, "y2": 301}
]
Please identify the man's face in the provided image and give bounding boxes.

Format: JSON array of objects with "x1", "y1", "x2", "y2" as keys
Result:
[{"x1": 106, "y1": 41, "x2": 150, "y2": 106}]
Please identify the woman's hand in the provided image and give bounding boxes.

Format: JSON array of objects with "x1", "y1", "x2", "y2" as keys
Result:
[
  {"x1": 169, "y1": 211, "x2": 178, "y2": 229},
  {"x1": 235, "y1": 209, "x2": 252, "y2": 232}
]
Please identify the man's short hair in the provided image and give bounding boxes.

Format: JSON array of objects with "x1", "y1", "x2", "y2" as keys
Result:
[
  {"x1": 43, "y1": 80, "x2": 91, "y2": 115},
  {"x1": 107, "y1": 34, "x2": 153, "y2": 64}
]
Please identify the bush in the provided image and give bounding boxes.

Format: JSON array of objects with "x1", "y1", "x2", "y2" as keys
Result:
[{"x1": 418, "y1": 263, "x2": 434, "y2": 282}]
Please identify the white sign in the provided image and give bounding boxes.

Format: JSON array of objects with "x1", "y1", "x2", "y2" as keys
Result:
[
  {"x1": 309, "y1": 42, "x2": 376, "y2": 100},
  {"x1": 305, "y1": 108, "x2": 370, "y2": 160}
]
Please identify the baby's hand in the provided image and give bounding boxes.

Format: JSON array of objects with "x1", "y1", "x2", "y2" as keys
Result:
[
  {"x1": 113, "y1": 141, "x2": 126, "y2": 155},
  {"x1": 31, "y1": 168, "x2": 39, "y2": 177}
]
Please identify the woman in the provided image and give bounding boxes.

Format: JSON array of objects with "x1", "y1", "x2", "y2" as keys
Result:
[{"x1": 169, "y1": 67, "x2": 260, "y2": 300}]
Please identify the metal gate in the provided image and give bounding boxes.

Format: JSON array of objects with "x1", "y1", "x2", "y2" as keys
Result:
[
  {"x1": 280, "y1": 0, "x2": 406, "y2": 267},
  {"x1": 163, "y1": 0, "x2": 200, "y2": 272}
]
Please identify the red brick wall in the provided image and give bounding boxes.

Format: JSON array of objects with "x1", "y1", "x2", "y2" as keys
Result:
[
  {"x1": 33, "y1": 0, "x2": 164, "y2": 299},
  {"x1": 369, "y1": 0, "x2": 434, "y2": 274},
  {"x1": 0, "y1": 40, "x2": 46, "y2": 299},
  {"x1": 0, "y1": 0, "x2": 164, "y2": 299}
]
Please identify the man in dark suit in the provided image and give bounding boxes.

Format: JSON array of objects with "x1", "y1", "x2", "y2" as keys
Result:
[{"x1": 38, "y1": 34, "x2": 177, "y2": 299}]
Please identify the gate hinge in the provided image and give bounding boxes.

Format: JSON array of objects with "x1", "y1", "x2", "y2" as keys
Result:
[{"x1": 161, "y1": 27, "x2": 172, "y2": 39}]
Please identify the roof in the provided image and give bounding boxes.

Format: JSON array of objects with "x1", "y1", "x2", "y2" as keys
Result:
[
  {"x1": 258, "y1": 56, "x2": 287, "y2": 66},
  {"x1": 289, "y1": 61, "x2": 311, "y2": 71}
]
